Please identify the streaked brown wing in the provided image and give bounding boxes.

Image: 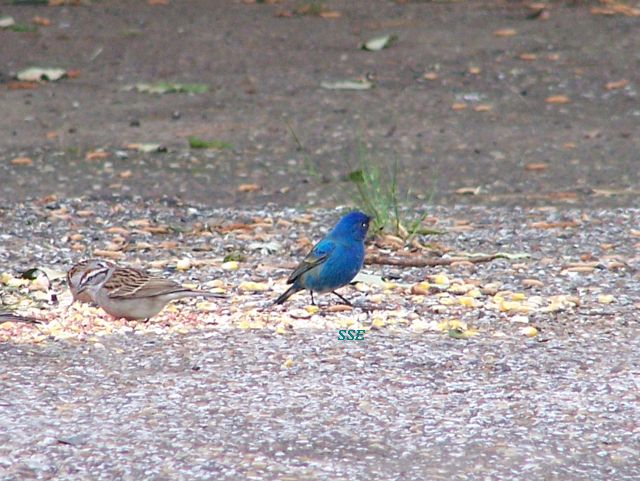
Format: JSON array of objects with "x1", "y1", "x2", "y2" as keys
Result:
[{"x1": 106, "y1": 268, "x2": 184, "y2": 299}]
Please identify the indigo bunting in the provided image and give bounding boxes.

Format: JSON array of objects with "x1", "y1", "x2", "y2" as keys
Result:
[{"x1": 275, "y1": 211, "x2": 370, "y2": 306}]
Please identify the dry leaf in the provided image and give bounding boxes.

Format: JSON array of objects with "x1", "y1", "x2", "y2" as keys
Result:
[
  {"x1": 238, "y1": 183, "x2": 260, "y2": 193},
  {"x1": 141, "y1": 225, "x2": 170, "y2": 234},
  {"x1": 36, "y1": 194, "x2": 57, "y2": 205},
  {"x1": 591, "y1": 7, "x2": 616, "y2": 15},
  {"x1": 0, "y1": 16, "x2": 15, "y2": 28},
  {"x1": 605, "y1": 79, "x2": 629, "y2": 90},
  {"x1": 326, "y1": 304, "x2": 353, "y2": 312},
  {"x1": 92, "y1": 249, "x2": 126, "y2": 260},
  {"x1": 282, "y1": 358, "x2": 294, "y2": 368},
  {"x1": 519, "y1": 53, "x2": 538, "y2": 61},
  {"x1": 584, "y1": 129, "x2": 601, "y2": 139},
  {"x1": 530, "y1": 220, "x2": 579, "y2": 229},
  {"x1": 85, "y1": 150, "x2": 109, "y2": 161},
  {"x1": 103, "y1": 240, "x2": 125, "y2": 252},
  {"x1": 451, "y1": 102, "x2": 467, "y2": 111},
  {"x1": 6, "y1": 81, "x2": 38, "y2": 90},
  {"x1": 524, "y1": 162, "x2": 548, "y2": 171},
  {"x1": 129, "y1": 219, "x2": 151, "y2": 227},
  {"x1": 547, "y1": 191, "x2": 578, "y2": 200},
  {"x1": 48, "y1": 0, "x2": 80, "y2": 5},
  {"x1": 591, "y1": 4, "x2": 640, "y2": 16},
  {"x1": 175, "y1": 259, "x2": 191, "y2": 271},
  {"x1": 10, "y1": 156, "x2": 33, "y2": 166},
  {"x1": 119, "y1": 170, "x2": 133, "y2": 179},
  {"x1": 545, "y1": 95, "x2": 570, "y2": 104},
  {"x1": 32, "y1": 16, "x2": 52, "y2": 26},
  {"x1": 17, "y1": 67, "x2": 66, "y2": 82},
  {"x1": 238, "y1": 281, "x2": 269, "y2": 292},
  {"x1": 473, "y1": 104, "x2": 492, "y2": 112},
  {"x1": 221, "y1": 261, "x2": 239, "y2": 271},
  {"x1": 494, "y1": 28, "x2": 517, "y2": 37},
  {"x1": 522, "y1": 279, "x2": 544, "y2": 288},
  {"x1": 607, "y1": 261, "x2": 625, "y2": 270},
  {"x1": 105, "y1": 227, "x2": 130, "y2": 235},
  {"x1": 597, "y1": 294, "x2": 615, "y2": 304},
  {"x1": 423, "y1": 72, "x2": 438, "y2": 80},
  {"x1": 563, "y1": 265, "x2": 594, "y2": 274},
  {"x1": 321, "y1": 79, "x2": 373, "y2": 90},
  {"x1": 468, "y1": 66, "x2": 481, "y2": 75},
  {"x1": 217, "y1": 223, "x2": 255, "y2": 233},
  {"x1": 455, "y1": 186, "x2": 481, "y2": 195},
  {"x1": 411, "y1": 282, "x2": 431, "y2": 296},
  {"x1": 319, "y1": 10, "x2": 341, "y2": 18}
]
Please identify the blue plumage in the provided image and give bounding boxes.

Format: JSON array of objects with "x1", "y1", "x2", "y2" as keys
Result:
[{"x1": 275, "y1": 211, "x2": 370, "y2": 305}]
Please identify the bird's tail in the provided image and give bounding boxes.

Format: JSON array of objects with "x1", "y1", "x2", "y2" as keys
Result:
[
  {"x1": 198, "y1": 291, "x2": 227, "y2": 299},
  {"x1": 0, "y1": 313, "x2": 42, "y2": 324},
  {"x1": 274, "y1": 285, "x2": 300, "y2": 305},
  {"x1": 172, "y1": 290, "x2": 227, "y2": 300}
]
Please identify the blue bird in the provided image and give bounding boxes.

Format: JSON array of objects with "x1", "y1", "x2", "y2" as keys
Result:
[{"x1": 275, "y1": 211, "x2": 370, "y2": 306}]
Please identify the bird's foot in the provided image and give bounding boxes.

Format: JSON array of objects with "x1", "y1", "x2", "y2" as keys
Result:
[{"x1": 331, "y1": 291, "x2": 352, "y2": 306}]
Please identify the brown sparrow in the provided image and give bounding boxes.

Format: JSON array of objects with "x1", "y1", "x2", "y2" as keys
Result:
[
  {"x1": 67, "y1": 259, "x2": 116, "y2": 304},
  {"x1": 76, "y1": 264, "x2": 226, "y2": 320}
]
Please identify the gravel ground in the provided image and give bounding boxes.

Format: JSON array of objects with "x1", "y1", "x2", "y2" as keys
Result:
[{"x1": 1, "y1": 201, "x2": 639, "y2": 480}]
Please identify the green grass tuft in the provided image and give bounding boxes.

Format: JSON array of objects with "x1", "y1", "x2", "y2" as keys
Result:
[
  {"x1": 10, "y1": 23, "x2": 37, "y2": 32},
  {"x1": 347, "y1": 140, "x2": 436, "y2": 241},
  {"x1": 296, "y1": 2, "x2": 326, "y2": 16},
  {"x1": 285, "y1": 121, "x2": 320, "y2": 178},
  {"x1": 187, "y1": 137, "x2": 233, "y2": 150}
]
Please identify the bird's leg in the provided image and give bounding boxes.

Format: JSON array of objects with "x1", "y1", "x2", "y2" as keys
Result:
[
  {"x1": 331, "y1": 291, "x2": 352, "y2": 306},
  {"x1": 310, "y1": 291, "x2": 316, "y2": 306}
]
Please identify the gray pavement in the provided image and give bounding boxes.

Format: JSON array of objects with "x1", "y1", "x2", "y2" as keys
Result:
[{"x1": 1, "y1": 329, "x2": 639, "y2": 480}]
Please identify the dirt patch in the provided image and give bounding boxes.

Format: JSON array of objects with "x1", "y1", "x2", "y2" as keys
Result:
[{"x1": 1, "y1": 1, "x2": 638, "y2": 208}]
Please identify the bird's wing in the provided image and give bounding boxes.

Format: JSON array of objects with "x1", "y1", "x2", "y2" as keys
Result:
[
  {"x1": 287, "y1": 239, "x2": 335, "y2": 284},
  {"x1": 106, "y1": 272, "x2": 184, "y2": 299}
]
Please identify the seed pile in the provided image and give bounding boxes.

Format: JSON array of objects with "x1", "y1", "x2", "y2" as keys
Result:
[{"x1": 1, "y1": 199, "x2": 638, "y2": 344}]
